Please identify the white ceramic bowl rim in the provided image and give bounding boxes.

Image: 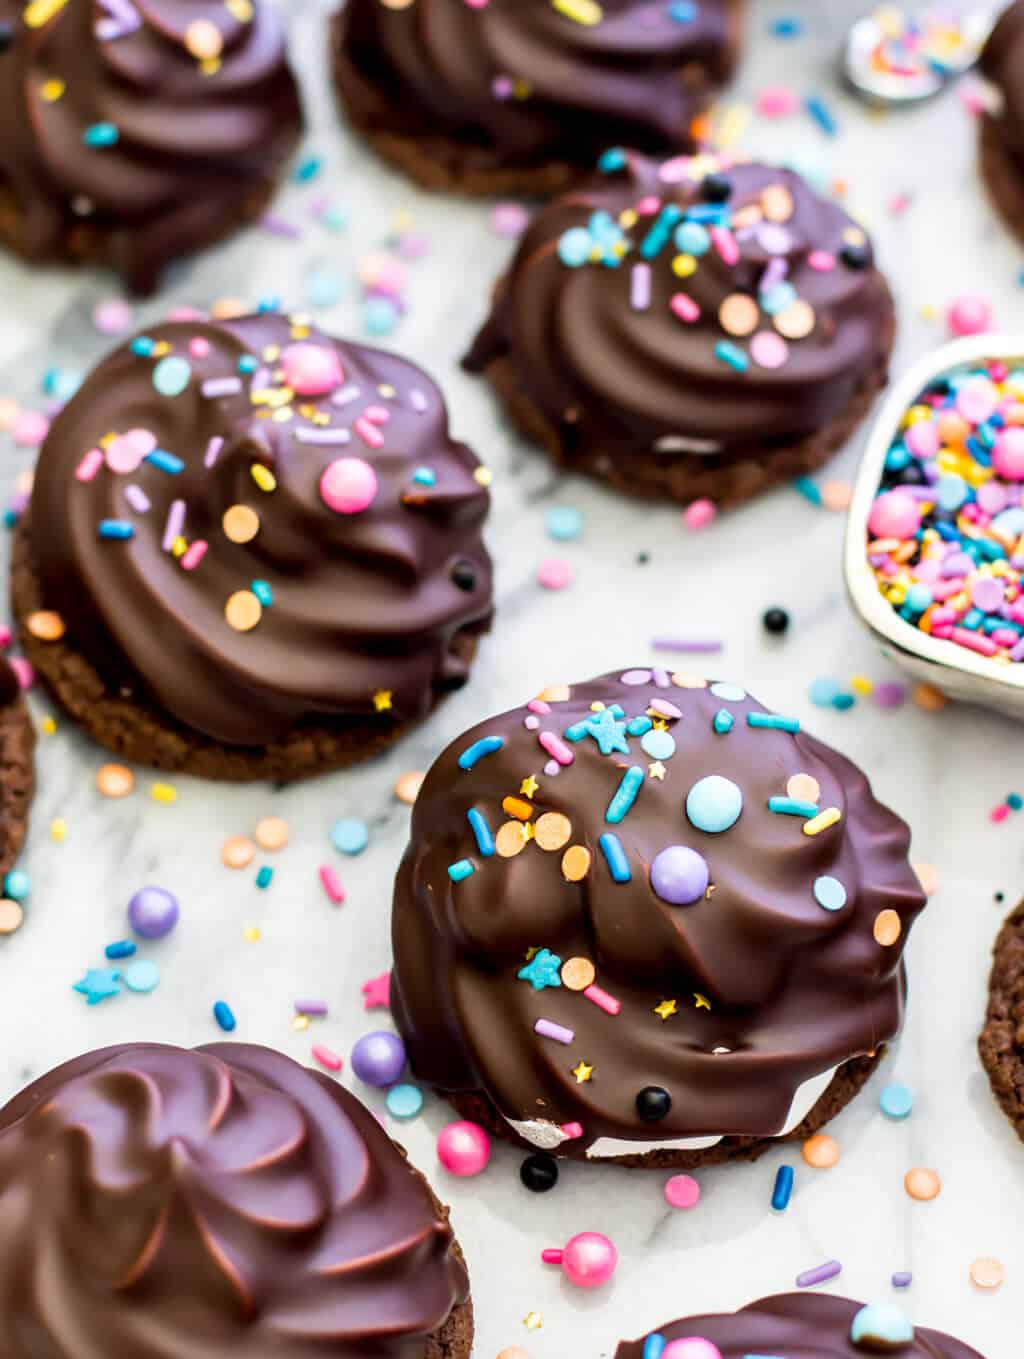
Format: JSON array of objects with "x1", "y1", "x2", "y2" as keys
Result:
[{"x1": 845, "y1": 332, "x2": 1024, "y2": 691}]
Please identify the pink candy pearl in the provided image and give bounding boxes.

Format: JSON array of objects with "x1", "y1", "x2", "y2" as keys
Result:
[
  {"x1": 537, "y1": 558, "x2": 572, "y2": 590},
  {"x1": 436, "y1": 1120, "x2": 491, "y2": 1177},
  {"x1": 559, "y1": 1232, "x2": 618, "y2": 1288},
  {"x1": 664, "y1": 1173, "x2": 701, "y2": 1209},
  {"x1": 320, "y1": 457, "x2": 378, "y2": 514},
  {"x1": 664, "y1": 1341, "x2": 723, "y2": 1359},
  {"x1": 904, "y1": 420, "x2": 939, "y2": 458},
  {"x1": 683, "y1": 497, "x2": 717, "y2": 531},
  {"x1": 867, "y1": 489, "x2": 921, "y2": 539},
  {"x1": 281, "y1": 342, "x2": 344, "y2": 396},
  {"x1": 993, "y1": 427, "x2": 1024, "y2": 480},
  {"x1": 947, "y1": 294, "x2": 992, "y2": 337}
]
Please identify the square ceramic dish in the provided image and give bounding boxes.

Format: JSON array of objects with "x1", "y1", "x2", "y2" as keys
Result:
[{"x1": 844, "y1": 333, "x2": 1024, "y2": 718}]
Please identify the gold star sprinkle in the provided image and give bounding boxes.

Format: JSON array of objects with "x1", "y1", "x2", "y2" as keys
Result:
[
  {"x1": 694, "y1": 992, "x2": 712, "y2": 1010},
  {"x1": 648, "y1": 762, "x2": 667, "y2": 781},
  {"x1": 520, "y1": 775, "x2": 539, "y2": 798},
  {"x1": 651, "y1": 718, "x2": 669, "y2": 731},
  {"x1": 292, "y1": 1014, "x2": 309, "y2": 1031},
  {"x1": 523, "y1": 1312, "x2": 543, "y2": 1331},
  {"x1": 373, "y1": 690, "x2": 393, "y2": 712},
  {"x1": 654, "y1": 999, "x2": 678, "y2": 1021},
  {"x1": 572, "y1": 1061, "x2": 593, "y2": 1084}
]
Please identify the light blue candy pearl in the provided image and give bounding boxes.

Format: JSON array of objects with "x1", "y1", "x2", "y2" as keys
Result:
[
  {"x1": 558, "y1": 227, "x2": 593, "y2": 268},
  {"x1": 674, "y1": 221, "x2": 710, "y2": 256}
]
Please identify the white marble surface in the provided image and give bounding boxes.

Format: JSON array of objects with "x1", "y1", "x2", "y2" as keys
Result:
[{"x1": 0, "y1": 3, "x2": 1022, "y2": 1357}]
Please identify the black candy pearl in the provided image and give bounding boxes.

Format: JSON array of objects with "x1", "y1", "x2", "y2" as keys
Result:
[
  {"x1": 702, "y1": 172, "x2": 732, "y2": 203},
  {"x1": 636, "y1": 1086, "x2": 672, "y2": 1122},
  {"x1": 762, "y1": 606, "x2": 790, "y2": 636},
  {"x1": 520, "y1": 1152, "x2": 559, "y2": 1192},
  {"x1": 0, "y1": 21, "x2": 13, "y2": 51},
  {"x1": 450, "y1": 560, "x2": 477, "y2": 592},
  {"x1": 840, "y1": 242, "x2": 871, "y2": 269}
]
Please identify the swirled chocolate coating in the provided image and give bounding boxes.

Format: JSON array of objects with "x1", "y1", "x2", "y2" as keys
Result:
[
  {"x1": 333, "y1": 0, "x2": 743, "y2": 188},
  {"x1": 616, "y1": 1293, "x2": 984, "y2": 1358},
  {"x1": 391, "y1": 670, "x2": 926, "y2": 1157},
  {"x1": 981, "y1": 2, "x2": 1024, "y2": 166},
  {"x1": 466, "y1": 151, "x2": 894, "y2": 502},
  {"x1": 0, "y1": 1043, "x2": 471, "y2": 1358},
  {"x1": 26, "y1": 313, "x2": 493, "y2": 749},
  {"x1": 0, "y1": 0, "x2": 302, "y2": 294}
]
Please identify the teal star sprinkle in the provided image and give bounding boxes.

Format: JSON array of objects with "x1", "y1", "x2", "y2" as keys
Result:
[
  {"x1": 518, "y1": 948, "x2": 563, "y2": 990},
  {"x1": 73, "y1": 968, "x2": 122, "y2": 1005},
  {"x1": 566, "y1": 706, "x2": 631, "y2": 756}
]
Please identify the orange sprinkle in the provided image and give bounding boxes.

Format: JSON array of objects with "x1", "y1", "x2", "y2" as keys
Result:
[
  {"x1": 534, "y1": 812, "x2": 572, "y2": 851},
  {"x1": 254, "y1": 817, "x2": 288, "y2": 851},
  {"x1": 970, "y1": 1257, "x2": 1004, "y2": 1290},
  {"x1": 912, "y1": 683, "x2": 947, "y2": 712},
  {"x1": 96, "y1": 763, "x2": 134, "y2": 798},
  {"x1": 561, "y1": 957, "x2": 596, "y2": 991},
  {"x1": 495, "y1": 821, "x2": 529, "y2": 858},
  {"x1": 874, "y1": 909, "x2": 902, "y2": 946},
  {"x1": 904, "y1": 1167, "x2": 941, "y2": 1201},
  {"x1": 0, "y1": 899, "x2": 24, "y2": 934},
  {"x1": 802, "y1": 1134, "x2": 841, "y2": 1169},
  {"x1": 222, "y1": 835, "x2": 256, "y2": 869},
  {"x1": 913, "y1": 862, "x2": 940, "y2": 897},
  {"x1": 26, "y1": 610, "x2": 65, "y2": 641},
  {"x1": 394, "y1": 770, "x2": 424, "y2": 805},
  {"x1": 561, "y1": 844, "x2": 592, "y2": 881},
  {"x1": 821, "y1": 480, "x2": 853, "y2": 513},
  {"x1": 502, "y1": 796, "x2": 534, "y2": 821}
]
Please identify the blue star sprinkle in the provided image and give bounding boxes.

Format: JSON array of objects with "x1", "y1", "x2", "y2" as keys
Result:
[
  {"x1": 566, "y1": 706, "x2": 631, "y2": 756},
  {"x1": 73, "y1": 968, "x2": 122, "y2": 1005},
  {"x1": 517, "y1": 948, "x2": 563, "y2": 990}
]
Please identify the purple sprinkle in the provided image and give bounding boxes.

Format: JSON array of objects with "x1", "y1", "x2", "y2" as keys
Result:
[
  {"x1": 872, "y1": 681, "x2": 907, "y2": 709},
  {"x1": 162, "y1": 499, "x2": 185, "y2": 551},
  {"x1": 649, "y1": 698, "x2": 683, "y2": 720},
  {"x1": 332, "y1": 385, "x2": 361, "y2": 408},
  {"x1": 294, "y1": 999, "x2": 329, "y2": 1017},
  {"x1": 123, "y1": 484, "x2": 150, "y2": 514},
  {"x1": 409, "y1": 388, "x2": 429, "y2": 413},
  {"x1": 534, "y1": 1018, "x2": 574, "y2": 1045},
  {"x1": 796, "y1": 1260, "x2": 842, "y2": 1289},
  {"x1": 1011, "y1": 636, "x2": 1024, "y2": 662},
  {"x1": 651, "y1": 667, "x2": 671, "y2": 687},
  {"x1": 892, "y1": 1271, "x2": 913, "y2": 1288},
  {"x1": 295, "y1": 427, "x2": 351, "y2": 445},
  {"x1": 631, "y1": 263, "x2": 652, "y2": 311},
  {"x1": 761, "y1": 256, "x2": 789, "y2": 290},
  {"x1": 204, "y1": 436, "x2": 224, "y2": 468},
  {"x1": 201, "y1": 377, "x2": 243, "y2": 399},
  {"x1": 651, "y1": 638, "x2": 724, "y2": 654},
  {"x1": 260, "y1": 213, "x2": 302, "y2": 240}
]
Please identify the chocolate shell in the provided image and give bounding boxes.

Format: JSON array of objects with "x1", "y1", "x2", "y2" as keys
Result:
[
  {"x1": 391, "y1": 670, "x2": 927, "y2": 1161},
  {"x1": 0, "y1": 0, "x2": 303, "y2": 294},
  {"x1": 465, "y1": 150, "x2": 895, "y2": 507},
  {"x1": 332, "y1": 0, "x2": 744, "y2": 194},
  {"x1": 16, "y1": 312, "x2": 493, "y2": 776},
  {"x1": 979, "y1": 0, "x2": 1024, "y2": 244},
  {"x1": 616, "y1": 1293, "x2": 984, "y2": 1358},
  {"x1": 0, "y1": 1043, "x2": 472, "y2": 1358}
]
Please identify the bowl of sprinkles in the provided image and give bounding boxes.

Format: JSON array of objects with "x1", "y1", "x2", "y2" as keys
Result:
[{"x1": 846, "y1": 334, "x2": 1024, "y2": 715}]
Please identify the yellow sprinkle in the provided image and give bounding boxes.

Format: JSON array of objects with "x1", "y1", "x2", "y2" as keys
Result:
[
  {"x1": 293, "y1": 1014, "x2": 310, "y2": 1031},
  {"x1": 373, "y1": 689, "x2": 393, "y2": 712},
  {"x1": 151, "y1": 782, "x2": 178, "y2": 805},
  {"x1": 552, "y1": 0, "x2": 603, "y2": 23},
  {"x1": 804, "y1": 807, "x2": 841, "y2": 837},
  {"x1": 250, "y1": 464, "x2": 277, "y2": 492},
  {"x1": 850, "y1": 675, "x2": 873, "y2": 696},
  {"x1": 243, "y1": 926, "x2": 262, "y2": 943},
  {"x1": 378, "y1": 383, "x2": 397, "y2": 399},
  {"x1": 654, "y1": 999, "x2": 678, "y2": 1020},
  {"x1": 262, "y1": 345, "x2": 281, "y2": 362},
  {"x1": 41, "y1": 79, "x2": 65, "y2": 102},
  {"x1": 24, "y1": 0, "x2": 68, "y2": 27},
  {"x1": 474, "y1": 466, "x2": 493, "y2": 487},
  {"x1": 50, "y1": 818, "x2": 67, "y2": 843},
  {"x1": 199, "y1": 56, "x2": 222, "y2": 76},
  {"x1": 171, "y1": 536, "x2": 188, "y2": 558},
  {"x1": 523, "y1": 1312, "x2": 543, "y2": 1332},
  {"x1": 152, "y1": 341, "x2": 171, "y2": 358},
  {"x1": 694, "y1": 992, "x2": 711, "y2": 1010},
  {"x1": 715, "y1": 103, "x2": 750, "y2": 148},
  {"x1": 673, "y1": 253, "x2": 698, "y2": 278},
  {"x1": 40, "y1": 716, "x2": 57, "y2": 735}
]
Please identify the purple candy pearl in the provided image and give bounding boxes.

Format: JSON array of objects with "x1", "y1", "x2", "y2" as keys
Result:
[
  {"x1": 351, "y1": 1031, "x2": 406, "y2": 1087},
  {"x1": 128, "y1": 885, "x2": 179, "y2": 940},
  {"x1": 650, "y1": 846, "x2": 709, "y2": 906}
]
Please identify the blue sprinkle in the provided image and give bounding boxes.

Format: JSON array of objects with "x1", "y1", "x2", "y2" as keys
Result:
[
  {"x1": 306, "y1": 269, "x2": 345, "y2": 309},
  {"x1": 831, "y1": 692, "x2": 856, "y2": 711},
  {"x1": 255, "y1": 865, "x2": 273, "y2": 889},
  {"x1": 809, "y1": 675, "x2": 841, "y2": 706},
  {"x1": 546, "y1": 505, "x2": 584, "y2": 541},
  {"x1": 251, "y1": 579, "x2": 273, "y2": 606},
  {"x1": 772, "y1": 1163, "x2": 795, "y2": 1211},
  {"x1": 83, "y1": 122, "x2": 119, "y2": 148},
  {"x1": 152, "y1": 356, "x2": 192, "y2": 398},
  {"x1": 674, "y1": 221, "x2": 710, "y2": 256},
  {"x1": 3, "y1": 869, "x2": 30, "y2": 901},
  {"x1": 599, "y1": 832, "x2": 631, "y2": 883},
  {"x1": 668, "y1": 0, "x2": 697, "y2": 20},
  {"x1": 748, "y1": 712, "x2": 800, "y2": 733},
  {"x1": 467, "y1": 808, "x2": 495, "y2": 858},
  {"x1": 386, "y1": 1083, "x2": 424, "y2": 1120},
  {"x1": 363, "y1": 297, "x2": 399, "y2": 336},
  {"x1": 145, "y1": 449, "x2": 184, "y2": 475},
  {"x1": 771, "y1": 16, "x2": 803, "y2": 37},
  {"x1": 458, "y1": 736, "x2": 504, "y2": 770},
  {"x1": 99, "y1": 520, "x2": 135, "y2": 541},
  {"x1": 105, "y1": 940, "x2": 136, "y2": 960},
  {"x1": 715, "y1": 340, "x2": 749, "y2": 372},
  {"x1": 710, "y1": 682, "x2": 747, "y2": 702},
  {"x1": 293, "y1": 154, "x2": 323, "y2": 183},
  {"x1": 606, "y1": 766, "x2": 644, "y2": 824},
  {"x1": 804, "y1": 93, "x2": 838, "y2": 137},
  {"x1": 627, "y1": 715, "x2": 653, "y2": 736},
  {"x1": 880, "y1": 1083, "x2": 914, "y2": 1120},
  {"x1": 131, "y1": 337, "x2": 156, "y2": 357},
  {"x1": 643, "y1": 1336, "x2": 666, "y2": 1359},
  {"x1": 238, "y1": 354, "x2": 259, "y2": 373},
  {"x1": 713, "y1": 709, "x2": 734, "y2": 734},
  {"x1": 1009, "y1": 792, "x2": 1024, "y2": 810},
  {"x1": 641, "y1": 728, "x2": 675, "y2": 761},
  {"x1": 448, "y1": 859, "x2": 475, "y2": 883},
  {"x1": 123, "y1": 959, "x2": 160, "y2": 993},
  {"x1": 43, "y1": 368, "x2": 82, "y2": 401},
  {"x1": 213, "y1": 1000, "x2": 237, "y2": 1032},
  {"x1": 598, "y1": 147, "x2": 627, "y2": 173},
  {"x1": 813, "y1": 875, "x2": 847, "y2": 912},
  {"x1": 256, "y1": 296, "x2": 282, "y2": 314},
  {"x1": 558, "y1": 227, "x2": 594, "y2": 268},
  {"x1": 759, "y1": 281, "x2": 797, "y2": 315},
  {"x1": 768, "y1": 797, "x2": 818, "y2": 817},
  {"x1": 332, "y1": 818, "x2": 370, "y2": 855},
  {"x1": 412, "y1": 466, "x2": 437, "y2": 487},
  {"x1": 794, "y1": 476, "x2": 823, "y2": 506}
]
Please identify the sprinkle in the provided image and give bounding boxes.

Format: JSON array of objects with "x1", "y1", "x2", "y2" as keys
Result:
[
  {"x1": 598, "y1": 832, "x2": 631, "y2": 882},
  {"x1": 97, "y1": 764, "x2": 134, "y2": 798},
  {"x1": 650, "y1": 637, "x2": 723, "y2": 653},
  {"x1": 312, "y1": 1043, "x2": 343, "y2": 1072},
  {"x1": 105, "y1": 940, "x2": 136, "y2": 960},
  {"x1": 796, "y1": 1260, "x2": 842, "y2": 1288},
  {"x1": 201, "y1": 376, "x2": 243, "y2": 398},
  {"x1": 222, "y1": 835, "x2": 255, "y2": 869},
  {"x1": 213, "y1": 1001, "x2": 237, "y2": 1032},
  {"x1": 535, "y1": 1018, "x2": 575, "y2": 1045},
  {"x1": 152, "y1": 356, "x2": 192, "y2": 397},
  {"x1": 250, "y1": 463, "x2": 277, "y2": 493},
  {"x1": 26, "y1": 610, "x2": 65, "y2": 641},
  {"x1": 803, "y1": 807, "x2": 841, "y2": 836},
  {"x1": 458, "y1": 736, "x2": 504, "y2": 770},
  {"x1": 664, "y1": 1174, "x2": 701, "y2": 1209},
  {"x1": 150, "y1": 782, "x2": 177, "y2": 804},
  {"x1": 643, "y1": 1339, "x2": 666, "y2": 1359},
  {"x1": 904, "y1": 1167, "x2": 941, "y2": 1201},
  {"x1": 181, "y1": 540, "x2": 208, "y2": 571},
  {"x1": 319, "y1": 865, "x2": 345, "y2": 904},
  {"x1": 631, "y1": 263, "x2": 652, "y2": 310},
  {"x1": 892, "y1": 1272, "x2": 913, "y2": 1289},
  {"x1": 713, "y1": 709, "x2": 734, "y2": 733},
  {"x1": 255, "y1": 866, "x2": 273, "y2": 889},
  {"x1": 748, "y1": 712, "x2": 800, "y2": 733},
  {"x1": 162, "y1": 500, "x2": 186, "y2": 550},
  {"x1": 98, "y1": 519, "x2": 134, "y2": 540},
  {"x1": 804, "y1": 93, "x2": 838, "y2": 136},
  {"x1": 970, "y1": 1257, "x2": 1004, "y2": 1291},
  {"x1": 123, "y1": 959, "x2": 160, "y2": 993},
  {"x1": 813, "y1": 876, "x2": 847, "y2": 912},
  {"x1": 448, "y1": 859, "x2": 475, "y2": 883},
  {"x1": 331, "y1": 818, "x2": 369, "y2": 855},
  {"x1": 361, "y1": 972, "x2": 391, "y2": 1009},
  {"x1": 83, "y1": 122, "x2": 119, "y2": 148},
  {"x1": 605, "y1": 765, "x2": 644, "y2": 823},
  {"x1": 76, "y1": 448, "x2": 104, "y2": 481},
  {"x1": 539, "y1": 730, "x2": 574, "y2": 765},
  {"x1": 123, "y1": 484, "x2": 150, "y2": 514},
  {"x1": 584, "y1": 984, "x2": 621, "y2": 1015},
  {"x1": 386, "y1": 1083, "x2": 424, "y2": 1119},
  {"x1": 772, "y1": 1164, "x2": 795, "y2": 1210},
  {"x1": 880, "y1": 1083, "x2": 914, "y2": 1119},
  {"x1": 802, "y1": 1133, "x2": 840, "y2": 1168},
  {"x1": 874, "y1": 909, "x2": 902, "y2": 945},
  {"x1": 467, "y1": 808, "x2": 495, "y2": 857},
  {"x1": 204, "y1": 436, "x2": 224, "y2": 467},
  {"x1": 769, "y1": 797, "x2": 818, "y2": 817},
  {"x1": 294, "y1": 999, "x2": 328, "y2": 1016}
]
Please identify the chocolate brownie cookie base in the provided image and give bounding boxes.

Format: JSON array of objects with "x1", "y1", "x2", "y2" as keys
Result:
[
  {"x1": 0, "y1": 679, "x2": 34, "y2": 881},
  {"x1": 472, "y1": 300, "x2": 895, "y2": 510},
  {"x1": 443, "y1": 1050, "x2": 883, "y2": 1168},
  {"x1": 330, "y1": 4, "x2": 745, "y2": 200},
  {"x1": 979, "y1": 115, "x2": 1024, "y2": 249},
  {"x1": 419, "y1": 1176, "x2": 474, "y2": 1359},
  {"x1": 12, "y1": 513, "x2": 481, "y2": 784},
  {"x1": 979, "y1": 897, "x2": 1024, "y2": 1142}
]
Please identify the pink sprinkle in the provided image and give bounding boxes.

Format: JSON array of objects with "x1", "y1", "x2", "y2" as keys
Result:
[
  {"x1": 362, "y1": 405, "x2": 390, "y2": 425},
  {"x1": 354, "y1": 417, "x2": 384, "y2": 448},
  {"x1": 807, "y1": 250, "x2": 836, "y2": 272},
  {"x1": 319, "y1": 865, "x2": 345, "y2": 904},
  {"x1": 710, "y1": 226, "x2": 739, "y2": 265},
  {"x1": 0, "y1": 627, "x2": 11, "y2": 649},
  {"x1": 312, "y1": 1043, "x2": 343, "y2": 1072},
  {"x1": 524, "y1": 714, "x2": 540, "y2": 730},
  {"x1": 683, "y1": 498, "x2": 717, "y2": 531},
  {"x1": 649, "y1": 699, "x2": 682, "y2": 720},
  {"x1": 951, "y1": 627, "x2": 998, "y2": 656},
  {"x1": 189, "y1": 337, "x2": 211, "y2": 358},
  {"x1": 181, "y1": 540, "x2": 208, "y2": 571},
  {"x1": 991, "y1": 803, "x2": 1011, "y2": 823},
  {"x1": 636, "y1": 194, "x2": 661, "y2": 215},
  {"x1": 671, "y1": 293, "x2": 701, "y2": 324},
  {"x1": 535, "y1": 1018, "x2": 574, "y2": 1045},
  {"x1": 756, "y1": 85, "x2": 799, "y2": 118},
  {"x1": 76, "y1": 448, "x2": 104, "y2": 482},
  {"x1": 544, "y1": 759, "x2": 561, "y2": 777},
  {"x1": 10, "y1": 657, "x2": 33, "y2": 691},
  {"x1": 561, "y1": 1122, "x2": 584, "y2": 1140},
  {"x1": 539, "y1": 731, "x2": 574, "y2": 766},
  {"x1": 12, "y1": 410, "x2": 49, "y2": 447},
  {"x1": 750, "y1": 331, "x2": 789, "y2": 369},
  {"x1": 92, "y1": 298, "x2": 135, "y2": 335},
  {"x1": 584, "y1": 984, "x2": 621, "y2": 1016},
  {"x1": 537, "y1": 558, "x2": 572, "y2": 590},
  {"x1": 527, "y1": 699, "x2": 552, "y2": 714}
]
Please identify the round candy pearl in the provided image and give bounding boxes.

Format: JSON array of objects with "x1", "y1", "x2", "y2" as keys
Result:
[
  {"x1": 664, "y1": 1341, "x2": 723, "y2": 1359},
  {"x1": 664, "y1": 1173, "x2": 701, "y2": 1209},
  {"x1": 351, "y1": 1031, "x2": 406, "y2": 1087},
  {"x1": 946, "y1": 294, "x2": 992, "y2": 337},
  {"x1": 437, "y1": 1120, "x2": 491, "y2": 1177},
  {"x1": 867, "y1": 489, "x2": 921, "y2": 539},
  {"x1": 280, "y1": 342, "x2": 344, "y2": 396},
  {"x1": 520, "y1": 1152, "x2": 559, "y2": 1193},
  {"x1": 497, "y1": 1350, "x2": 532, "y2": 1359},
  {"x1": 650, "y1": 846, "x2": 709, "y2": 905},
  {"x1": 993, "y1": 427, "x2": 1024, "y2": 480},
  {"x1": 128, "y1": 886, "x2": 180, "y2": 940},
  {"x1": 320, "y1": 457, "x2": 378, "y2": 514},
  {"x1": 560, "y1": 1233, "x2": 618, "y2": 1288},
  {"x1": 685, "y1": 776, "x2": 742, "y2": 834}
]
